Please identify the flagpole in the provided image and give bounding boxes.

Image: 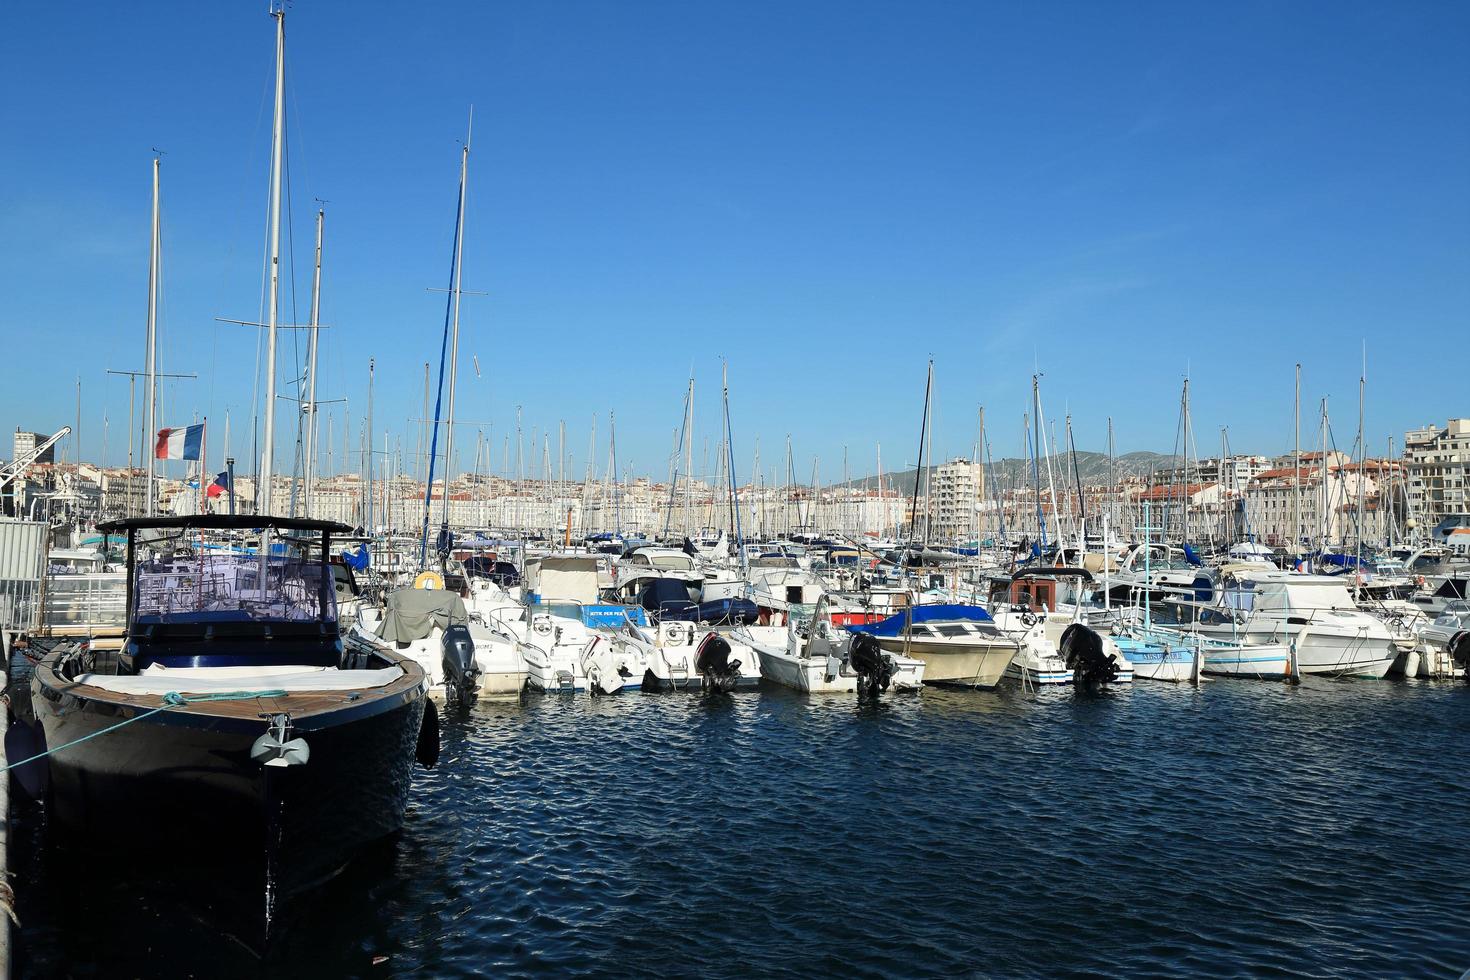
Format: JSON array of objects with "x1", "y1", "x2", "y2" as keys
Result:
[{"x1": 200, "y1": 417, "x2": 207, "y2": 514}]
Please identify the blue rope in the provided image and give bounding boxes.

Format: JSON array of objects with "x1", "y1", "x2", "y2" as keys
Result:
[{"x1": 4, "y1": 689, "x2": 289, "y2": 773}]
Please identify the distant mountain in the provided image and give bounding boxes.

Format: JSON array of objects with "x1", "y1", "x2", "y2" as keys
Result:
[{"x1": 839, "y1": 451, "x2": 1175, "y2": 494}]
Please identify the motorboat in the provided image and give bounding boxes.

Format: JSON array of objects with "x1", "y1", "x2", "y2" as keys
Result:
[
  {"x1": 734, "y1": 597, "x2": 924, "y2": 695},
  {"x1": 1410, "y1": 599, "x2": 1470, "y2": 679},
  {"x1": 1162, "y1": 567, "x2": 1397, "y2": 679},
  {"x1": 847, "y1": 602, "x2": 1017, "y2": 689},
  {"x1": 988, "y1": 569, "x2": 1134, "y2": 684},
  {"x1": 26, "y1": 515, "x2": 435, "y2": 938},
  {"x1": 516, "y1": 555, "x2": 653, "y2": 694},
  {"x1": 353, "y1": 580, "x2": 526, "y2": 698},
  {"x1": 641, "y1": 618, "x2": 762, "y2": 692}
]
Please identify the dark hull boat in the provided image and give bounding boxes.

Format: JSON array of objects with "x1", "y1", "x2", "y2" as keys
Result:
[{"x1": 26, "y1": 515, "x2": 435, "y2": 943}]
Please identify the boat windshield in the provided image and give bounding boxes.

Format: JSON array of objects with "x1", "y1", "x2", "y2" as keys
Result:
[{"x1": 133, "y1": 549, "x2": 336, "y2": 626}]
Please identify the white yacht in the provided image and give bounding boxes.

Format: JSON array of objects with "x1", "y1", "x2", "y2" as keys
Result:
[{"x1": 1175, "y1": 568, "x2": 1397, "y2": 679}]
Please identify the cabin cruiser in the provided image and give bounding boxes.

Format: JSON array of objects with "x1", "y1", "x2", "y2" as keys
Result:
[
  {"x1": 734, "y1": 597, "x2": 924, "y2": 695},
  {"x1": 848, "y1": 603, "x2": 1018, "y2": 689},
  {"x1": 26, "y1": 515, "x2": 435, "y2": 937},
  {"x1": 1162, "y1": 567, "x2": 1397, "y2": 679},
  {"x1": 1408, "y1": 571, "x2": 1469, "y2": 618}
]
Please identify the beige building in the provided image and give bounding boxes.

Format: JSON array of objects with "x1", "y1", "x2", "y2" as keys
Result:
[
  {"x1": 1242, "y1": 452, "x2": 1392, "y2": 547},
  {"x1": 927, "y1": 457, "x2": 986, "y2": 542},
  {"x1": 1403, "y1": 418, "x2": 1469, "y2": 525}
]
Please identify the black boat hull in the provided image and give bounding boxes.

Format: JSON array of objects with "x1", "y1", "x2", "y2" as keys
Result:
[{"x1": 32, "y1": 670, "x2": 426, "y2": 927}]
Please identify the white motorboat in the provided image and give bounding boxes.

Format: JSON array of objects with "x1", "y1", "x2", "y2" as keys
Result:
[
  {"x1": 1410, "y1": 599, "x2": 1470, "y2": 679},
  {"x1": 735, "y1": 598, "x2": 924, "y2": 695},
  {"x1": 1174, "y1": 568, "x2": 1397, "y2": 679},
  {"x1": 353, "y1": 583, "x2": 526, "y2": 697},
  {"x1": 641, "y1": 619, "x2": 762, "y2": 691}
]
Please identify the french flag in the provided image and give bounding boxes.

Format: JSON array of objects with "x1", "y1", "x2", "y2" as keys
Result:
[{"x1": 155, "y1": 423, "x2": 204, "y2": 461}]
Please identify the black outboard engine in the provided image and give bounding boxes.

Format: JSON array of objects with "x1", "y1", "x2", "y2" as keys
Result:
[
  {"x1": 1060, "y1": 623, "x2": 1119, "y2": 687},
  {"x1": 694, "y1": 633, "x2": 742, "y2": 693},
  {"x1": 441, "y1": 623, "x2": 481, "y2": 703},
  {"x1": 1450, "y1": 631, "x2": 1470, "y2": 683},
  {"x1": 849, "y1": 633, "x2": 893, "y2": 699}
]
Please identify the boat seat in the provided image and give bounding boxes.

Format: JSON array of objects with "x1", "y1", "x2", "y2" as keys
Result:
[{"x1": 75, "y1": 664, "x2": 405, "y2": 696}]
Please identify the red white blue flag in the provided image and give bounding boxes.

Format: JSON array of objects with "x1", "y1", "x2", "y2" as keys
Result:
[{"x1": 154, "y1": 423, "x2": 204, "y2": 461}]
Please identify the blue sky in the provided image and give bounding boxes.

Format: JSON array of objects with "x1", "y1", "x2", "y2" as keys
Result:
[{"x1": 2, "y1": 1, "x2": 1466, "y2": 483}]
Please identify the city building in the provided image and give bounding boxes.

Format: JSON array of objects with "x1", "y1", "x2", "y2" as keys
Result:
[
  {"x1": 1403, "y1": 418, "x2": 1470, "y2": 526},
  {"x1": 12, "y1": 429, "x2": 56, "y2": 465}
]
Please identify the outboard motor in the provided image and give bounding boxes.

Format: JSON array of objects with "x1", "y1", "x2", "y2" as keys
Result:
[
  {"x1": 849, "y1": 633, "x2": 893, "y2": 699},
  {"x1": 1060, "y1": 623, "x2": 1119, "y2": 687},
  {"x1": 1450, "y1": 632, "x2": 1470, "y2": 682},
  {"x1": 695, "y1": 633, "x2": 742, "y2": 693},
  {"x1": 441, "y1": 623, "x2": 481, "y2": 703}
]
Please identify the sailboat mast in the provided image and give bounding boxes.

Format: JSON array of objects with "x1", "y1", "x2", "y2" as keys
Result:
[
  {"x1": 1357, "y1": 352, "x2": 1366, "y2": 557},
  {"x1": 908, "y1": 359, "x2": 932, "y2": 544},
  {"x1": 366, "y1": 358, "x2": 375, "y2": 532},
  {"x1": 1293, "y1": 363, "x2": 1301, "y2": 551},
  {"x1": 258, "y1": 3, "x2": 287, "y2": 517},
  {"x1": 302, "y1": 206, "x2": 324, "y2": 517},
  {"x1": 1030, "y1": 376, "x2": 1044, "y2": 547},
  {"x1": 1182, "y1": 378, "x2": 1191, "y2": 547},
  {"x1": 440, "y1": 111, "x2": 472, "y2": 544},
  {"x1": 144, "y1": 155, "x2": 161, "y2": 516}
]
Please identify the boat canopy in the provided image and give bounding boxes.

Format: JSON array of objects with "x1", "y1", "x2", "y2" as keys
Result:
[
  {"x1": 99, "y1": 514, "x2": 353, "y2": 535},
  {"x1": 850, "y1": 603, "x2": 993, "y2": 637}
]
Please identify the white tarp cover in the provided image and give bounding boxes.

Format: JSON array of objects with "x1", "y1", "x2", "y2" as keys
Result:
[{"x1": 77, "y1": 663, "x2": 405, "y2": 696}]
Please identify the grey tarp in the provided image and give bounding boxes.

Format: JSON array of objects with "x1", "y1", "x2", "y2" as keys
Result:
[{"x1": 376, "y1": 587, "x2": 468, "y2": 643}]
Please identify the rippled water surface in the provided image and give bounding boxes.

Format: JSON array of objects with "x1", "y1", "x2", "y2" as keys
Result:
[{"x1": 16, "y1": 677, "x2": 1470, "y2": 977}]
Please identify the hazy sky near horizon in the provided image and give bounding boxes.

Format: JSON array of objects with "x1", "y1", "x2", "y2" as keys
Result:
[{"x1": 2, "y1": 1, "x2": 1467, "y2": 483}]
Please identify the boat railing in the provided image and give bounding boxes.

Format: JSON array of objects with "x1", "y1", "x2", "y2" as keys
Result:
[{"x1": 40, "y1": 572, "x2": 128, "y2": 634}]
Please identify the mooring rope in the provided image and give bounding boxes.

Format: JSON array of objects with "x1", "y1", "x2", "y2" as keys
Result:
[{"x1": 4, "y1": 689, "x2": 289, "y2": 773}]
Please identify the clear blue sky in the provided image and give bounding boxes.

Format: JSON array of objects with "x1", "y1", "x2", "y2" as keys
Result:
[{"x1": 2, "y1": 1, "x2": 1466, "y2": 483}]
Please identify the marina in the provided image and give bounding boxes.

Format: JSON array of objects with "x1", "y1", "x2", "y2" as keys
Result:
[{"x1": 3, "y1": 2, "x2": 1469, "y2": 976}]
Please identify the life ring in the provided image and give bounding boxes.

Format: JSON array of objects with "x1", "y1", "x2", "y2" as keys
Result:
[{"x1": 414, "y1": 570, "x2": 445, "y2": 590}]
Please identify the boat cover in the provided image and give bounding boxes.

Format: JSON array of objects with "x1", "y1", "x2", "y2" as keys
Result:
[
  {"x1": 376, "y1": 588, "x2": 468, "y2": 643},
  {"x1": 76, "y1": 663, "x2": 405, "y2": 696},
  {"x1": 848, "y1": 603, "x2": 994, "y2": 637}
]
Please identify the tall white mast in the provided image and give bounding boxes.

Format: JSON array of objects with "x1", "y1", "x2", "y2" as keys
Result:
[
  {"x1": 1292, "y1": 363, "x2": 1301, "y2": 551},
  {"x1": 440, "y1": 109, "x2": 473, "y2": 533},
  {"x1": 144, "y1": 156, "x2": 161, "y2": 516},
  {"x1": 302, "y1": 206, "x2": 324, "y2": 516},
  {"x1": 258, "y1": 2, "x2": 287, "y2": 516}
]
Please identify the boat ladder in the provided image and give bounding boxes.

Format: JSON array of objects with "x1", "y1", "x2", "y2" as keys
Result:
[
  {"x1": 667, "y1": 655, "x2": 690, "y2": 690},
  {"x1": 554, "y1": 669, "x2": 576, "y2": 693}
]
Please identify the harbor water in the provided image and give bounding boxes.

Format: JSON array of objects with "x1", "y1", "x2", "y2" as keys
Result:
[{"x1": 13, "y1": 676, "x2": 1470, "y2": 977}]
